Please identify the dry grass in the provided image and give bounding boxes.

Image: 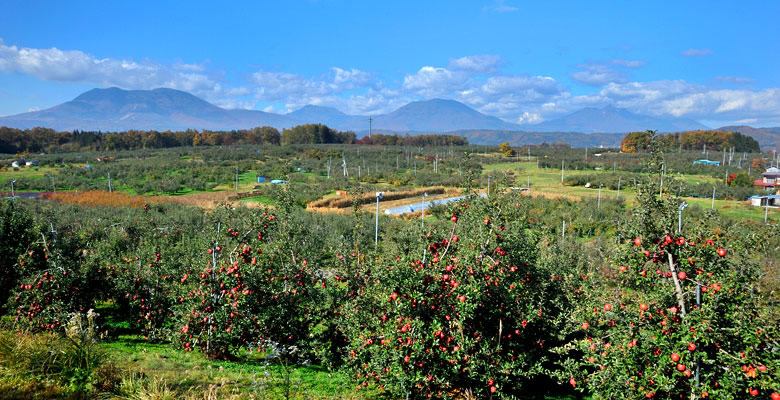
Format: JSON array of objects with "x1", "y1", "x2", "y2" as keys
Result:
[{"x1": 48, "y1": 191, "x2": 163, "y2": 208}]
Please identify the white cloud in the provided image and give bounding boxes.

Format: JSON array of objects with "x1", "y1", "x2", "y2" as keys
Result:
[
  {"x1": 491, "y1": 0, "x2": 518, "y2": 12},
  {"x1": 252, "y1": 67, "x2": 375, "y2": 103},
  {"x1": 681, "y1": 48, "x2": 712, "y2": 57},
  {"x1": 402, "y1": 66, "x2": 470, "y2": 97},
  {"x1": 173, "y1": 62, "x2": 206, "y2": 72},
  {"x1": 713, "y1": 76, "x2": 755, "y2": 84},
  {"x1": 570, "y1": 59, "x2": 645, "y2": 86},
  {"x1": 449, "y1": 55, "x2": 503, "y2": 74},
  {"x1": 610, "y1": 59, "x2": 645, "y2": 68},
  {"x1": 0, "y1": 38, "x2": 251, "y2": 108},
  {"x1": 2, "y1": 39, "x2": 779, "y2": 127}
]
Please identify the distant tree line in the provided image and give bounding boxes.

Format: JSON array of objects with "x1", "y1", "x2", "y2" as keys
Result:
[
  {"x1": 621, "y1": 129, "x2": 760, "y2": 153},
  {"x1": 0, "y1": 126, "x2": 282, "y2": 154},
  {"x1": 355, "y1": 132, "x2": 468, "y2": 146},
  {"x1": 0, "y1": 124, "x2": 470, "y2": 154}
]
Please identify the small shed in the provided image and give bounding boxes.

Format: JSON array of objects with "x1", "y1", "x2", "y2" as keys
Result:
[
  {"x1": 257, "y1": 176, "x2": 267, "y2": 183},
  {"x1": 750, "y1": 195, "x2": 780, "y2": 207}
]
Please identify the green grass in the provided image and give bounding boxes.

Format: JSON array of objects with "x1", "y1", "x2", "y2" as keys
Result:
[
  {"x1": 239, "y1": 195, "x2": 276, "y2": 205},
  {"x1": 0, "y1": 166, "x2": 59, "y2": 180},
  {"x1": 102, "y1": 336, "x2": 379, "y2": 399},
  {"x1": 483, "y1": 161, "x2": 777, "y2": 222}
]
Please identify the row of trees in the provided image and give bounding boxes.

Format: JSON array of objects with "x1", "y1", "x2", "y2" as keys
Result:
[
  {"x1": 2, "y1": 124, "x2": 470, "y2": 154},
  {"x1": 0, "y1": 126, "x2": 282, "y2": 153},
  {"x1": 2, "y1": 173, "x2": 778, "y2": 399},
  {"x1": 622, "y1": 130, "x2": 761, "y2": 153},
  {"x1": 356, "y1": 133, "x2": 469, "y2": 146}
]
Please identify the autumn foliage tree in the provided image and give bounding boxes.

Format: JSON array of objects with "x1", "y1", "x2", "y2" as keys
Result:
[{"x1": 621, "y1": 131, "x2": 654, "y2": 153}]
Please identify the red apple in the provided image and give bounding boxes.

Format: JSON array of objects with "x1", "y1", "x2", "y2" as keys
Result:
[
  {"x1": 678, "y1": 271, "x2": 687, "y2": 280},
  {"x1": 634, "y1": 237, "x2": 642, "y2": 246},
  {"x1": 717, "y1": 248, "x2": 726, "y2": 257},
  {"x1": 688, "y1": 343, "x2": 696, "y2": 351},
  {"x1": 671, "y1": 353, "x2": 680, "y2": 362}
]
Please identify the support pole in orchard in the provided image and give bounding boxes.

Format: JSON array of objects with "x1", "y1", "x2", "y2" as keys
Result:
[
  {"x1": 616, "y1": 176, "x2": 621, "y2": 199},
  {"x1": 562, "y1": 220, "x2": 566, "y2": 240},
  {"x1": 487, "y1": 176, "x2": 491, "y2": 197},
  {"x1": 766, "y1": 199, "x2": 770, "y2": 224},
  {"x1": 375, "y1": 192, "x2": 383, "y2": 246},
  {"x1": 678, "y1": 201, "x2": 688, "y2": 234},
  {"x1": 421, "y1": 192, "x2": 427, "y2": 228},
  {"x1": 10, "y1": 179, "x2": 15, "y2": 198},
  {"x1": 598, "y1": 184, "x2": 602, "y2": 209},
  {"x1": 711, "y1": 187, "x2": 716, "y2": 209},
  {"x1": 561, "y1": 160, "x2": 565, "y2": 183}
]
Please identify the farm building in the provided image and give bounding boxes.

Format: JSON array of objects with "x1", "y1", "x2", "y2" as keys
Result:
[
  {"x1": 257, "y1": 176, "x2": 268, "y2": 183},
  {"x1": 754, "y1": 167, "x2": 780, "y2": 191},
  {"x1": 693, "y1": 159, "x2": 720, "y2": 166},
  {"x1": 749, "y1": 194, "x2": 780, "y2": 207}
]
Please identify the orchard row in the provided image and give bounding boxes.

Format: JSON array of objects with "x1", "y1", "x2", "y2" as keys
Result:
[{"x1": 0, "y1": 181, "x2": 778, "y2": 399}]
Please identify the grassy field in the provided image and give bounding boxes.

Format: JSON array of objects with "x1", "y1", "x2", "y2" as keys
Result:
[
  {"x1": 484, "y1": 161, "x2": 777, "y2": 221},
  {"x1": 102, "y1": 337, "x2": 374, "y2": 400}
]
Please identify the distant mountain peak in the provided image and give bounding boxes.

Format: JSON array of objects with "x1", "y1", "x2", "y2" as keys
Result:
[{"x1": 527, "y1": 105, "x2": 708, "y2": 133}]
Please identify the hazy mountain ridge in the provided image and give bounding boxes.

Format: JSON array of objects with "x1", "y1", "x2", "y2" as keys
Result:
[
  {"x1": 715, "y1": 125, "x2": 780, "y2": 150},
  {"x1": 2, "y1": 87, "x2": 777, "y2": 149},
  {"x1": 526, "y1": 105, "x2": 709, "y2": 133}
]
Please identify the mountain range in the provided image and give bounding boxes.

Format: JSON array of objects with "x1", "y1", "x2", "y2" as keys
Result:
[{"x1": 0, "y1": 87, "x2": 777, "y2": 148}]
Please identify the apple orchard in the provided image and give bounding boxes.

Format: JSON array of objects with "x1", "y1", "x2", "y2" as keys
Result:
[{"x1": 1, "y1": 171, "x2": 778, "y2": 399}]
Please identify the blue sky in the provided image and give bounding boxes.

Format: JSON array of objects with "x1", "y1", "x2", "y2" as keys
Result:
[{"x1": 1, "y1": 0, "x2": 779, "y2": 126}]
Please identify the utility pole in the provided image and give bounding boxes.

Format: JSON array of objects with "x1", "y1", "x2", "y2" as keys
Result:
[{"x1": 368, "y1": 117, "x2": 373, "y2": 138}]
